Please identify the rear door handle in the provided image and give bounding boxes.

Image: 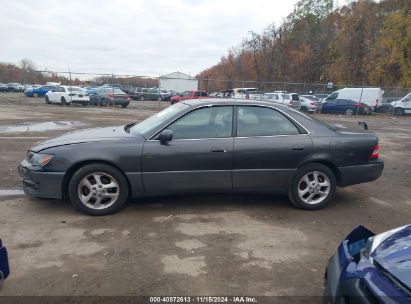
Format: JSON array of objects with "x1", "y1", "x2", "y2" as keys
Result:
[
  {"x1": 292, "y1": 146, "x2": 304, "y2": 151},
  {"x1": 211, "y1": 147, "x2": 226, "y2": 153}
]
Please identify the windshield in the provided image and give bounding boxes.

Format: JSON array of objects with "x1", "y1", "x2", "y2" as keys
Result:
[{"x1": 130, "y1": 102, "x2": 189, "y2": 135}]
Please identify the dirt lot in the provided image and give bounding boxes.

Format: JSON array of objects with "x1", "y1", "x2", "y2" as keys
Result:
[{"x1": 0, "y1": 93, "x2": 410, "y2": 297}]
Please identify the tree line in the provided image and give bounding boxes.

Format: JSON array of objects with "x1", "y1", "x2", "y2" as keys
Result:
[
  {"x1": 0, "y1": 59, "x2": 157, "y2": 88},
  {"x1": 197, "y1": 0, "x2": 411, "y2": 92}
]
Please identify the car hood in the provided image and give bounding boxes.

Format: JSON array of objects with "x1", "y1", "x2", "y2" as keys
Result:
[
  {"x1": 31, "y1": 126, "x2": 137, "y2": 152},
  {"x1": 371, "y1": 225, "x2": 411, "y2": 290}
]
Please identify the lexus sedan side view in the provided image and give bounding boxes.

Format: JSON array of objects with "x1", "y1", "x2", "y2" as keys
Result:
[{"x1": 18, "y1": 99, "x2": 384, "y2": 216}]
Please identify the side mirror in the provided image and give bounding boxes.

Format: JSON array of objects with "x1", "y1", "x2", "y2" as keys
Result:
[{"x1": 159, "y1": 129, "x2": 173, "y2": 145}]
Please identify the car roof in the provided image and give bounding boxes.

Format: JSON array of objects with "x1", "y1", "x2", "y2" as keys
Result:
[{"x1": 181, "y1": 98, "x2": 292, "y2": 110}]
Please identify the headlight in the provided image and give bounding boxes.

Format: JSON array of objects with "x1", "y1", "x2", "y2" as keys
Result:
[{"x1": 26, "y1": 151, "x2": 54, "y2": 166}]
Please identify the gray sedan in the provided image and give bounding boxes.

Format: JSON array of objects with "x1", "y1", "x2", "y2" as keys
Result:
[
  {"x1": 89, "y1": 87, "x2": 130, "y2": 108},
  {"x1": 19, "y1": 99, "x2": 384, "y2": 215}
]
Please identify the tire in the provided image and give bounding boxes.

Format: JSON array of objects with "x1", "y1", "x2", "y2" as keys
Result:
[
  {"x1": 139, "y1": 95, "x2": 145, "y2": 101},
  {"x1": 61, "y1": 97, "x2": 67, "y2": 105},
  {"x1": 300, "y1": 106, "x2": 308, "y2": 113},
  {"x1": 345, "y1": 108, "x2": 354, "y2": 115},
  {"x1": 288, "y1": 163, "x2": 336, "y2": 210},
  {"x1": 82, "y1": 101, "x2": 88, "y2": 106},
  {"x1": 33, "y1": 92, "x2": 39, "y2": 98},
  {"x1": 121, "y1": 104, "x2": 128, "y2": 108},
  {"x1": 68, "y1": 163, "x2": 129, "y2": 216},
  {"x1": 45, "y1": 96, "x2": 51, "y2": 104},
  {"x1": 394, "y1": 107, "x2": 404, "y2": 116}
]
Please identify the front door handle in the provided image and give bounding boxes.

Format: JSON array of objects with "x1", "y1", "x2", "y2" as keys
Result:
[
  {"x1": 292, "y1": 146, "x2": 304, "y2": 151},
  {"x1": 211, "y1": 147, "x2": 226, "y2": 153}
]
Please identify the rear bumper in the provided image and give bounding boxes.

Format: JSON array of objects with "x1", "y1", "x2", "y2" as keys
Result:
[
  {"x1": 18, "y1": 165, "x2": 64, "y2": 199},
  {"x1": 338, "y1": 160, "x2": 384, "y2": 187}
]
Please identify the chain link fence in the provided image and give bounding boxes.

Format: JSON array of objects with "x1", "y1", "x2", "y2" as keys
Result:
[{"x1": 0, "y1": 68, "x2": 409, "y2": 100}]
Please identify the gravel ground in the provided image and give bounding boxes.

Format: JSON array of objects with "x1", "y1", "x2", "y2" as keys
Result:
[{"x1": 0, "y1": 93, "x2": 410, "y2": 297}]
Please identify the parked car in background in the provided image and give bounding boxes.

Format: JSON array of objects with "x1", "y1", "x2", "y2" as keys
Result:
[
  {"x1": 25, "y1": 85, "x2": 57, "y2": 97},
  {"x1": 101, "y1": 83, "x2": 123, "y2": 90},
  {"x1": 7, "y1": 83, "x2": 24, "y2": 92},
  {"x1": 45, "y1": 86, "x2": 90, "y2": 105},
  {"x1": 84, "y1": 86, "x2": 97, "y2": 96},
  {"x1": 374, "y1": 97, "x2": 398, "y2": 113},
  {"x1": 159, "y1": 90, "x2": 176, "y2": 101},
  {"x1": 391, "y1": 92, "x2": 411, "y2": 116},
  {"x1": 231, "y1": 88, "x2": 261, "y2": 99},
  {"x1": 261, "y1": 92, "x2": 301, "y2": 110},
  {"x1": 0, "y1": 83, "x2": 8, "y2": 92},
  {"x1": 323, "y1": 88, "x2": 383, "y2": 111},
  {"x1": 324, "y1": 224, "x2": 411, "y2": 303},
  {"x1": 170, "y1": 90, "x2": 208, "y2": 104},
  {"x1": 89, "y1": 87, "x2": 130, "y2": 107},
  {"x1": 130, "y1": 87, "x2": 161, "y2": 101},
  {"x1": 320, "y1": 99, "x2": 372, "y2": 115},
  {"x1": 299, "y1": 96, "x2": 319, "y2": 113},
  {"x1": 314, "y1": 94, "x2": 329, "y2": 102},
  {"x1": 18, "y1": 99, "x2": 383, "y2": 215}
]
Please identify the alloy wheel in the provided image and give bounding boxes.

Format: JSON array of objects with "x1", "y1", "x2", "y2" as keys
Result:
[
  {"x1": 77, "y1": 172, "x2": 120, "y2": 210},
  {"x1": 297, "y1": 171, "x2": 330, "y2": 205}
]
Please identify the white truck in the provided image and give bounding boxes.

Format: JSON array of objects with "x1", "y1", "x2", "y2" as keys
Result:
[
  {"x1": 230, "y1": 88, "x2": 261, "y2": 100},
  {"x1": 391, "y1": 92, "x2": 411, "y2": 116},
  {"x1": 323, "y1": 88, "x2": 384, "y2": 111}
]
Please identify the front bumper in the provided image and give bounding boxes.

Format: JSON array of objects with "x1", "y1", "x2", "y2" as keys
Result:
[
  {"x1": 324, "y1": 226, "x2": 409, "y2": 304},
  {"x1": 18, "y1": 163, "x2": 65, "y2": 199},
  {"x1": 338, "y1": 160, "x2": 384, "y2": 187}
]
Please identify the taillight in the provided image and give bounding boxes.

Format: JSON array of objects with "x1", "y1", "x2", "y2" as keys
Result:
[
  {"x1": 311, "y1": 102, "x2": 318, "y2": 106},
  {"x1": 108, "y1": 93, "x2": 115, "y2": 100},
  {"x1": 370, "y1": 144, "x2": 379, "y2": 159},
  {"x1": 125, "y1": 95, "x2": 130, "y2": 101}
]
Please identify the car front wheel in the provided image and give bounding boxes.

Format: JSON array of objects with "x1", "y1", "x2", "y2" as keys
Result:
[
  {"x1": 68, "y1": 163, "x2": 129, "y2": 215},
  {"x1": 394, "y1": 108, "x2": 404, "y2": 116},
  {"x1": 288, "y1": 163, "x2": 336, "y2": 210}
]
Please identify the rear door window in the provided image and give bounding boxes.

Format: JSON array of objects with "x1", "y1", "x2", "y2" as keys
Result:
[{"x1": 236, "y1": 106, "x2": 300, "y2": 137}]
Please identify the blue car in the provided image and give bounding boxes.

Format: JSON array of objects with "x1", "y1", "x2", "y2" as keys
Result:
[
  {"x1": 84, "y1": 86, "x2": 97, "y2": 96},
  {"x1": 320, "y1": 99, "x2": 372, "y2": 115},
  {"x1": 324, "y1": 225, "x2": 411, "y2": 303},
  {"x1": 0, "y1": 239, "x2": 9, "y2": 289},
  {"x1": 25, "y1": 85, "x2": 56, "y2": 97}
]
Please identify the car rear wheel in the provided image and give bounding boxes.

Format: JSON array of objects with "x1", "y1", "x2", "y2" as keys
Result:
[
  {"x1": 121, "y1": 104, "x2": 128, "y2": 108},
  {"x1": 139, "y1": 96, "x2": 145, "y2": 101},
  {"x1": 345, "y1": 108, "x2": 354, "y2": 115},
  {"x1": 45, "y1": 96, "x2": 51, "y2": 104},
  {"x1": 288, "y1": 163, "x2": 336, "y2": 210},
  {"x1": 33, "y1": 92, "x2": 39, "y2": 98},
  {"x1": 300, "y1": 106, "x2": 308, "y2": 113},
  {"x1": 68, "y1": 163, "x2": 129, "y2": 216},
  {"x1": 394, "y1": 108, "x2": 404, "y2": 116},
  {"x1": 61, "y1": 96, "x2": 67, "y2": 105}
]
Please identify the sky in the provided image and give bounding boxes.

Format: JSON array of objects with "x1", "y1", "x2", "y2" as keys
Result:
[{"x1": 0, "y1": 0, "x2": 298, "y2": 77}]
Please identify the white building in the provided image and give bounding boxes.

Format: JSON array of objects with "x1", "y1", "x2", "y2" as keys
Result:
[{"x1": 159, "y1": 71, "x2": 198, "y2": 92}]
